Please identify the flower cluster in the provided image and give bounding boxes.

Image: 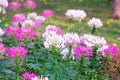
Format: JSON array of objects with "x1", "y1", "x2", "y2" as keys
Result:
[
  {"x1": 81, "y1": 34, "x2": 107, "y2": 47},
  {"x1": 12, "y1": 14, "x2": 26, "y2": 26},
  {"x1": 98, "y1": 45, "x2": 118, "y2": 56},
  {"x1": 0, "y1": 0, "x2": 8, "y2": 14},
  {"x1": 42, "y1": 9, "x2": 54, "y2": 18},
  {"x1": 24, "y1": 0, "x2": 37, "y2": 9},
  {"x1": 11, "y1": 13, "x2": 45, "y2": 28},
  {"x1": 8, "y1": 1, "x2": 21, "y2": 10},
  {"x1": 42, "y1": 25, "x2": 62, "y2": 38},
  {"x1": 5, "y1": 26, "x2": 35, "y2": 41},
  {"x1": 22, "y1": 12, "x2": 46, "y2": 27},
  {"x1": 7, "y1": 46, "x2": 27, "y2": 59},
  {"x1": 65, "y1": 9, "x2": 87, "y2": 21},
  {"x1": 63, "y1": 32, "x2": 80, "y2": 46},
  {"x1": 0, "y1": 28, "x2": 5, "y2": 36},
  {"x1": 22, "y1": 72, "x2": 37, "y2": 80},
  {"x1": 32, "y1": 75, "x2": 49, "y2": 80},
  {"x1": 88, "y1": 17, "x2": 103, "y2": 28},
  {"x1": 0, "y1": 44, "x2": 6, "y2": 54},
  {"x1": 44, "y1": 34, "x2": 65, "y2": 49},
  {"x1": 73, "y1": 46, "x2": 92, "y2": 59}
]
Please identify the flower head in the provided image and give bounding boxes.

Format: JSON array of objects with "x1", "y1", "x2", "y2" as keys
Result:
[
  {"x1": 22, "y1": 72, "x2": 37, "y2": 80},
  {"x1": 7, "y1": 46, "x2": 27, "y2": 59},
  {"x1": 0, "y1": 0, "x2": 8, "y2": 14},
  {"x1": 0, "y1": 28, "x2": 4, "y2": 36},
  {"x1": 24, "y1": 0, "x2": 37, "y2": 9},
  {"x1": 42, "y1": 25, "x2": 62, "y2": 38},
  {"x1": 9, "y1": 1, "x2": 21, "y2": 10},
  {"x1": 32, "y1": 75, "x2": 49, "y2": 80},
  {"x1": 43, "y1": 34, "x2": 65, "y2": 49},
  {"x1": 63, "y1": 32, "x2": 80, "y2": 46},
  {"x1": 42, "y1": 9, "x2": 54, "y2": 18},
  {"x1": 0, "y1": 44, "x2": 6, "y2": 54},
  {"x1": 11, "y1": 14, "x2": 26, "y2": 26},
  {"x1": 88, "y1": 17, "x2": 103, "y2": 28},
  {"x1": 98, "y1": 45, "x2": 118, "y2": 56},
  {"x1": 81, "y1": 34, "x2": 107, "y2": 47},
  {"x1": 65, "y1": 9, "x2": 87, "y2": 21},
  {"x1": 73, "y1": 46, "x2": 92, "y2": 59}
]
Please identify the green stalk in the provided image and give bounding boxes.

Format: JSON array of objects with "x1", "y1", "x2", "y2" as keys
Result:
[
  {"x1": 91, "y1": 26, "x2": 96, "y2": 35},
  {"x1": 15, "y1": 56, "x2": 20, "y2": 80}
]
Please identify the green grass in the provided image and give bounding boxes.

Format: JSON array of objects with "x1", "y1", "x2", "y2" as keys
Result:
[{"x1": 5, "y1": 0, "x2": 120, "y2": 47}]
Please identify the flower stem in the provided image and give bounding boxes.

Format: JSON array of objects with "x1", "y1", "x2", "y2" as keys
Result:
[
  {"x1": 91, "y1": 26, "x2": 96, "y2": 35},
  {"x1": 15, "y1": 56, "x2": 20, "y2": 80}
]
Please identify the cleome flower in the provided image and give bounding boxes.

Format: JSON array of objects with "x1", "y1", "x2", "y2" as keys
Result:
[
  {"x1": 43, "y1": 34, "x2": 65, "y2": 49},
  {"x1": 8, "y1": 1, "x2": 21, "y2": 10},
  {"x1": 7, "y1": 46, "x2": 27, "y2": 59},
  {"x1": 98, "y1": 45, "x2": 118, "y2": 56},
  {"x1": 0, "y1": 44, "x2": 6, "y2": 54},
  {"x1": 65, "y1": 9, "x2": 87, "y2": 21},
  {"x1": 81, "y1": 34, "x2": 107, "y2": 47},
  {"x1": 11, "y1": 14, "x2": 26, "y2": 26},
  {"x1": 32, "y1": 75, "x2": 49, "y2": 80},
  {"x1": 24, "y1": 0, "x2": 37, "y2": 9},
  {"x1": 42, "y1": 25, "x2": 62, "y2": 38},
  {"x1": 42, "y1": 9, "x2": 54, "y2": 18},
  {"x1": 63, "y1": 32, "x2": 80, "y2": 46},
  {"x1": 73, "y1": 45, "x2": 92, "y2": 59},
  {"x1": 22, "y1": 72, "x2": 37, "y2": 80},
  {"x1": 0, "y1": 0, "x2": 8, "y2": 14},
  {"x1": 88, "y1": 17, "x2": 103, "y2": 28}
]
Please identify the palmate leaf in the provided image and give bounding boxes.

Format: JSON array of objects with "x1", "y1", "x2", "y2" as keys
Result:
[{"x1": 26, "y1": 63, "x2": 42, "y2": 70}]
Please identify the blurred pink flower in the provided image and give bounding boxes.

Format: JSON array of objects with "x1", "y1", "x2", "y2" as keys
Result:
[
  {"x1": 24, "y1": 0, "x2": 37, "y2": 9},
  {"x1": 117, "y1": 37, "x2": 120, "y2": 40},
  {"x1": 42, "y1": 9, "x2": 54, "y2": 18},
  {"x1": 73, "y1": 46, "x2": 92, "y2": 58},
  {"x1": 9, "y1": 1, "x2": 21, "y2": 10},
  {"x1": 7, "y1": 46, "x2": 27, "y2": 59},
  {"x1": 32, "y1": 20, "x2": 40, "y2": 27},
  {"x1": 100, "y1": 45, "x2": 118, "y2": 56},
  {"x1": 46, "y1": 25, "x2": 62, "y2": 35},
  {"x1": 12, "y1": 14, "x2": 26, "y2": 26},
  {"x1": 0, "y1": 44, "x2": 6, "y2": 54},
  {"x1": 5, "y1": 26, "x2": 19, "y2": 36},
  {"x1": 15, "y1": 27, "x2": 36, "y2": 40},
  {"x1": 22, "y1": 72, "x2": 37, "y2": 80},
  {"x1": 5, "y1": 26, "x2": 35, "y2": 41}
]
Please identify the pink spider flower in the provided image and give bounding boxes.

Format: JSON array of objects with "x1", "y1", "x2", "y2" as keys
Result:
[
  {"x1": 46, "y1": 25, "x2": 62, "y2": 35},
  {"x1": 9, "y1": 1, "x2": 21, "y2": 10},
  {"x1": 5, "y1": 26, "x2": 19, "y2": 36},
  {"x1": 22, "y1": 72, "x2": 37, "y2": 80},
  {"x1": 11, "y1": 14, "x2": 26, "y2": 26},
  {"x1": 0, "y1": 44, "x2": 6, "y2": 54},
  {"x1": 42, "y1": 9, "x2": 54, "y2": 18},
  {"x1": 100, "y1": 45, "x2": 118, "y2": 56},
  {"x1": 24, "y1": 0, "x2": 37, "y2": 9},
  {"x1": 32, "y1": 20, "x2": 40, "y2": 27},
  {"x1": 73, "y1": 46, "x2": 92, "y2": 59},
  {"x1": 7, "y1": 46, "x2": 27, "y2": 59},
  {"x1": 15, "y1": 27, "x2": 36, "y2": 40}
]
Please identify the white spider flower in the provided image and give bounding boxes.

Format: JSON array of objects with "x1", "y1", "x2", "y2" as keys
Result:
[
  {"x1": 81, "y1": 34, "x2": 107, "y2": 47},
  {"x1": 65, "y1": 9, "x2": 87, "y2": 21},
  {"x1": 60, "y1": 48, "x2": 69, "y2": 59},
  {"x1": 32, "y1": 76, "x2": 49, "y2": 80},
  {"x1": 88, "y1": 17, "x2": 103, "y2": 28},
  {"x1": 63, "y1": 32, "x2": 80, "y2": 45},
  {"x1": 36, "y1": 16, "x2": 46, "y2": 22},
  {"x1": 43, "y1": 34, "x2": 65, "y2": 49},
  {"x1": 27, "y1": 12, "x2": 37, "y2": 20},
  {"x1": 0, "y1": 28, "x2": 4, "y2": 36}
]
